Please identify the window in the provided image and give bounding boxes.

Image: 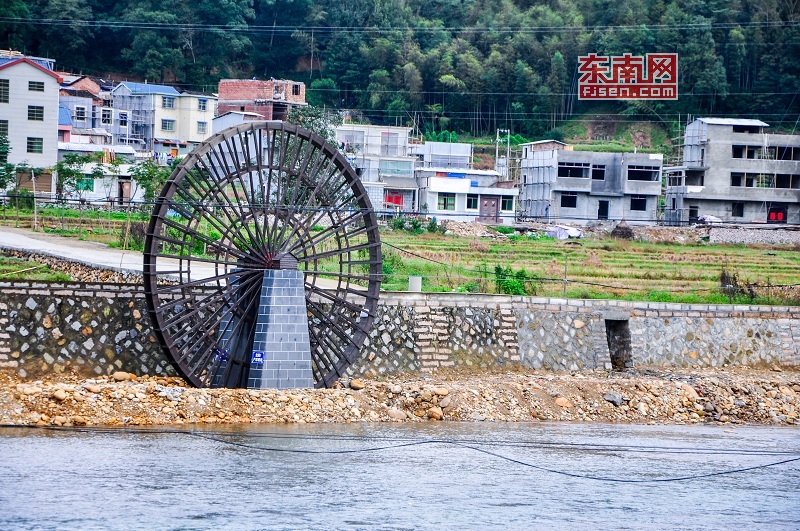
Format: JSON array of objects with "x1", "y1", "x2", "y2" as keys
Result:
[
  {"x1": 198, "y1": 99, "x2": 207, "y2": 111},
  {"x1": 466, "y1": 194, "x2": 479, "y2": 210},
  {"x1": 627, "y1": 166, "x2": 660, "y2": 181},
  {"x1": 161, "y1": 119, "x2": 175, "y2": 132},
  {"x1": 292, "y1": 84, "x2": 301, "y2": 96},
  {"x1": 732, "y1": 202, "x2": 744, "y2": 218},
  {"x1": 339, "y1": 130, "x2": 365, "y2": 151},
  {"x1": 592, "y1": 165, "x2": 606, "y2": 180},
  {"x1": 630, "y1": 195, "x2": 647, "y2": 211},
  {"x1": 730, "y1": 172, "x2": 744, "y2": 187},
  {"x1": 385, "y1": 191, "x2": 403, "y2": 206},
  {"x1": 757, "y1": 174, "x2": 775, "y2": 188},
  {"x1": 0, "y1": 120, "x2": 7, "y2": 136},
  {"x1": 74, "y1": 106, "x2": 86, "y2": 122},
  {"x1": 119, "y1": 112, "x2": 128, "y2": 128},
  {"x1": 732, "y1": 145, "x2": 745, "y2": 159},
  {"x1": 557, "y1": 162, "x2": 590, "y2": 178},
  {"x1": 733, "y1": 124, "x2": 761, "y2": 134},
  {"x1": 379, "y1": 159, "x2": 412, "y2": 177},
  {"x1": 27, "y1": 137, "x2": 43, "y2": 153},
  {"x1": 501, "y1": 196, "x2": 514, "y2": 211},
  {"x1": 560, "y1": 192, "x2": 577, "y2": 208},
  {"x1": 0, "y1": 79, "x2": 8, "y2": 103},
  {"x1": 28, "y1": 81, "x2": 45, "y2": 92},
  {"x1": 162, "y1": 96, "x2": 175, "y2": 108},
  {"x1": 380, "y1": 132, "x2": 402, "y2": 156},
  {"x1": 437, "y1": 192, "x2": 456, "y2": 211},
  {"x1": 27, "y1": 106, "x2": 44, "y2": 121},
  {"x1": 197, "y1": 121, "x2": 207, "y2": 134},
  {"x1": 101, "y1": 108, "x2": 113, "y2": 125},
  {"x1": 76, "y1": 178, "x2": 94, "y2": 191}
]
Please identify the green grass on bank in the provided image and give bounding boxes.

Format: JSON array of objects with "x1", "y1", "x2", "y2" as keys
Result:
[{"x1": 0, "y1": 255, "x2": 71, "y2": 281}]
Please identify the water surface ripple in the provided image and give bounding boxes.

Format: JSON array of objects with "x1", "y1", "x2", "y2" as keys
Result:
[{"x1": 1, "y1": 423, "x2": 798, "y2": 530}]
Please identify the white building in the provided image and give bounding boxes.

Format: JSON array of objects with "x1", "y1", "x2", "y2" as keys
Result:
[
  {"x1": 409, "y1": 141, "x2": 473, "y2": 168},
  {"x1": 335, "y1": 123, "x2": 417, "y2": 211},
  {"x1": 0, "y1": 53, "x2": 62, "y2": 169},
  {"x1": 416, "y1": 167, "x2": 518, "y2": 223},
  {"x1": 212, "y1": 111, "x2": 265, "y2": 134}
]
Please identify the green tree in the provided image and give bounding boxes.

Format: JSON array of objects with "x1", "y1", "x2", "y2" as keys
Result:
[
  {"x1": 131, "y1": 159, "x2": 172, "y2": 204},
  {"x1": 0, "y1": 135, "x2": 15, "y2": 191},
  {"x1": 547, "y1": 51, "x2": 567, "y2": 129},
  {"x1": 286, "y1": 105, "x2": 343, "y2": 144},
  {"x1": 54, "y1": 152, "x2": 99, "y2": 198}
]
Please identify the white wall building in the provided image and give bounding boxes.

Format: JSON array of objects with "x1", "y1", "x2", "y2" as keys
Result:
[
  {"x1": 417, "y1": 167, "x2": 518, "y2": 223},
  {"x1": 519, "y1": 141, "x2": 662, "y2": 224},
  {"x1": 0, "y1": 55, "x2": 62, "y2": 169},
  {"x1": 409, "y1": 141, "x2": 473, "y2": 168},
  {"x1": 664, "y1": 118, "x2": 800, "y2": 224},
  {"x1": 212, "y1": 111, "x2": 265, "y2": 134},
  {"x1": 335, "y1": 124, "x2": 416, "y2": 211}
]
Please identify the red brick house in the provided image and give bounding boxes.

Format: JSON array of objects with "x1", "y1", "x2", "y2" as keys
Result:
[{"x1": 217, "y1": 78, "x2": 306, "y2": 121}]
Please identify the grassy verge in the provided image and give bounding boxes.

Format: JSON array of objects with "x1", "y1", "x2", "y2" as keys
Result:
[{"x1": 0, "y1": 255, "x2": 72, "y2": 281}]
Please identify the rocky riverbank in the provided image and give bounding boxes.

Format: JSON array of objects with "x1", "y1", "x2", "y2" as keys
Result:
[{"x1": 1, "y1": 367, "x2": 798, "y2": 427}]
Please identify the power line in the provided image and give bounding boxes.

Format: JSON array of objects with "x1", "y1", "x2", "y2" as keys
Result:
[
  {"x1": 0, "y1": 17, "x2": 796, "y2": 35},
  {"x1": 3, "y1": 424, "x2": 798, "y2": 483}
]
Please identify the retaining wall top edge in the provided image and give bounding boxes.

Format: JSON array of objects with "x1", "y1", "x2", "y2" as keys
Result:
[{"x1": 2, "y1": 284, "x2": 799, "y2": 316}]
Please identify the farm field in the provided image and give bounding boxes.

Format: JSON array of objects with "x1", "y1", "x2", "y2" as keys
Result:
[
  {"x1": 2, "y1": 204, "x2": 800, "y2": 305},
  {"x1": 378, "y1": 229, "x2": 800, "y2": 305}
]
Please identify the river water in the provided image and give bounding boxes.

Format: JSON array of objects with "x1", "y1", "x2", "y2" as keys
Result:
[{"x1": 1, "y1": 422, "x2": 798, "y2": 530}]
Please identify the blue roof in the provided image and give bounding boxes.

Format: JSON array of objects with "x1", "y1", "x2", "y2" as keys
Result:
[
  {"x1": 116, "y1": 81, "x2": 180, "y2": 95},
  {"x1": 58, "y1": 106, "x2": 73, "y2": 127},
  {"x1": 0, "y1": 56, "x2": 55, "y2": 70}
]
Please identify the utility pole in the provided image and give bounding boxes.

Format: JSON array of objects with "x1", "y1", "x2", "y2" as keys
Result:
[
  {"x1": 506, "y1": 130, "x2": 511, "y2": 181},
  {"x1": 31, "y1": 168, "x2": 38, "y2": 231},
  {"x1": 496, "y1": 128, "x2": 510, "y2": 180}
]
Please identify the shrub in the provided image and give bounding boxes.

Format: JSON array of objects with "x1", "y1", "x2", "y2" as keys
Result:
[
  {"x1": 493, "y1": 225, "x2": 515, "y2": 235},
  {"x1": 388, "y1": 216, "x2": 406, "y2": 231},
  {"x1": 494, "y1": 264, "x2": 537, "y2": 295}
]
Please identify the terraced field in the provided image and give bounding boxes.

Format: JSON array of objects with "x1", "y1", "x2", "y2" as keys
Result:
[{"x1": 379, "y1": 231, "x2": 800, "y2": 304}]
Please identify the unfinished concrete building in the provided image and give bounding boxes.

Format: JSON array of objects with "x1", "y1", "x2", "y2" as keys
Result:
[
  {"x1": 519, "y1": 141, "x2": 662, "y2": 223},
  {"x1": 217, "y1": 79, "x2": 306, "y2": 121},
  {"x1": 664, "y1": 118, "x2": 800, "y2": 224}
]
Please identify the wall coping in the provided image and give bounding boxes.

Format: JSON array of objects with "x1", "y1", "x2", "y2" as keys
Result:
[{"x1": 2, "y1": 281, "x2": 799, "y2": 316}]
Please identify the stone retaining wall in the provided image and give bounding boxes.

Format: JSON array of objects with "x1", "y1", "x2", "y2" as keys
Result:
[
  {"x1": 1, "y1": 282, "x2": 798, "y2": 382},
  {"x1": 709, "y1": 227, "x2": 800, "y2": 246}
]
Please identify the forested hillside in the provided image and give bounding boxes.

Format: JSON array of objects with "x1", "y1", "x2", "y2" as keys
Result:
[{"x1": 1, "y1": 0, "x2": 798, "y2": 137}]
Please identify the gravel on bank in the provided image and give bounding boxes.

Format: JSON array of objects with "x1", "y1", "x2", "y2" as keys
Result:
[{"x1": 1, "y1": 368, "x2": 798, "y2": 428}]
